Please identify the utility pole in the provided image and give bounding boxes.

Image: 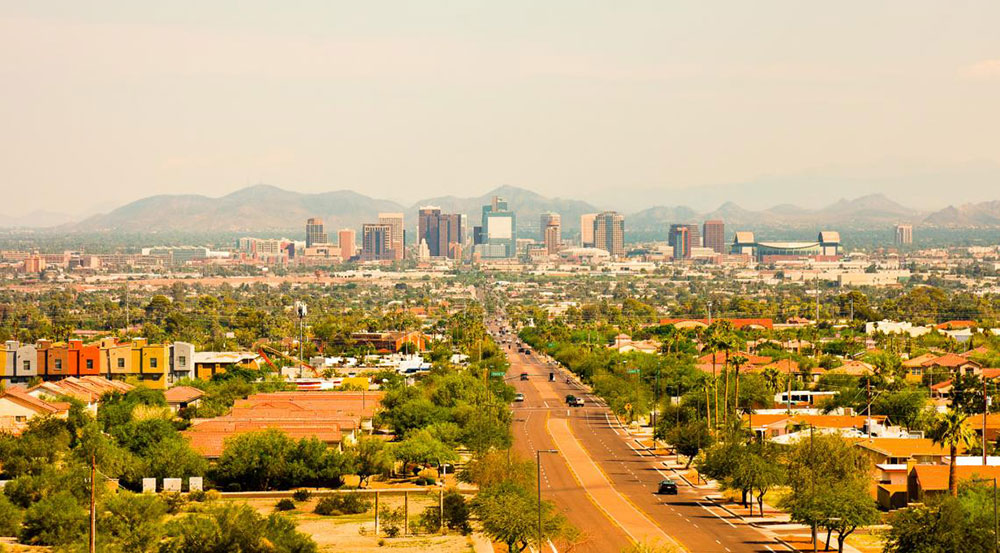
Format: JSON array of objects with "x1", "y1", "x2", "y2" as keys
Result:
[
  {"x1": 867, "y1": 377, "x2": 873, "y2": 441},
  {"x1": 814, "y1": 275, "x2": 820, "y2": 323},
  {"x1": 708, "y1": 300, "x2": 712, "y2": 325},
  {"x1": 295, "y1": 301, "x2": 307, "y2": 377},
  {"x1": 124, "y1": 282, "x2": 130, "y2": 336},
  {"x1": 89, "y1": 453, "x2": 96, "y2": 553},
  {"x1": 985, "y1": 376, "x2": 990, "y2": 467}
]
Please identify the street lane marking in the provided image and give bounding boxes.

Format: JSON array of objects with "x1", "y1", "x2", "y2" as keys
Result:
[{"x1": 547, "y1": 418, "x2": 684, "y2": 550}]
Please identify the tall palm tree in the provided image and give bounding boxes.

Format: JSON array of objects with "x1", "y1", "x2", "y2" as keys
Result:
[
  {"x1": 930, "y1": 409, "x2": 977, "y2": 496},
  {"x1": 730, "y1": 354, "x2": 749, "y2": 418}
]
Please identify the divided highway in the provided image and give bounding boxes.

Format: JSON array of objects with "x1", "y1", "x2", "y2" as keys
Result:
[{"x1": 502, "y1": 333, "x2": 795, "y2": 553}]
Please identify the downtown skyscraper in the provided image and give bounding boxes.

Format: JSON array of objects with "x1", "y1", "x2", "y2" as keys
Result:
[
  {"x1": 417, "y1": 207, "x2": 463, "y2": 259},
  {"x1": 593, "y1": 211, "x2": 625, "y2": 258}
]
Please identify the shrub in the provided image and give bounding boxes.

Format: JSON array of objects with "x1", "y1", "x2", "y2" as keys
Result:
[
  {"x1": 160, "y1": 491, "x2": 187, "y2": 514},
  {"x1": 379, "y1": 507, "x2": 405, "y2": 538},
  {"x1": 314, "y1": 497, "x2": 341, "y2": 516},
  {"x1": 0, "y1": 494, "x2": 23, "y2": 537},
  {"x1": 98, "y1": 491, "x2": 168, "y2": 552},
  {"x1": 188, "y1": 489, "x2": 206, "y2": 502},
  {"x1": 292, "y1": 489, "x2": 312, "y2": 502},
  {"x1": 416, "y1": 505, "x2": 442, "y2": 534},
  {"x1": 203, "y1": 490, "x2": 222, "y2": 502},
  {"x1": 442, "y1": 490, "x2": 471, "y2": 534},
  {"x1": 314, "y1": 494, "x2": 372, "y2": 516},
  {"x1": 160, "y1": 503, "x2": 317, "y2": 553},
  {"x1": 20, "y1": 491, "x2": 87, "y2": 546},
  {"x1": 275, "y1": 499, "x2": 296, "y2": 512}
]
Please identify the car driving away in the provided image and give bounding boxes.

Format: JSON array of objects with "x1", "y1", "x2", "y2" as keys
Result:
[
  {"x1": 519, "y1": 372, "x2": 529, "y2": 381},
  {"x1": 657, "y1": 479, "x2": 678, "y2": 495},
  {"x1": 514, "y1": 392, "x2": 525, "y2": 402}
]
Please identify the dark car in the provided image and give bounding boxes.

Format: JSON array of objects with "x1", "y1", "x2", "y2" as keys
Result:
[
  {"x1": 657, "y1": 479, "x2": 678, "y2": 495},
  {"x1": 520, "y1": 372, "x2": 529, "y2": 381}
]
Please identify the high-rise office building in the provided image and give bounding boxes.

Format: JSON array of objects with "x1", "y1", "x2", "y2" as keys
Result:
[
  {"x1": 580, "y1": 213, "x2": 597, "y2": 247},
  {"x1": 672, "y1": 226, "x2": 691, "y2": 259},
  {"x1": 669, "y1": 224, "x2": 701, "y2": 250},
  {"x1": 361, "y1": 223, "x2": 393, "y2": 261},
  {"x1": 593, "y1": 211, "x2": 625, "y2": 257},
  {"x1": 895, "y1": 224, "x2": 913, "y2": 245},
  {"x1": 338, "y1": 229, "x2": 356, "y2": 260},
  {"x1": 476, "y1": 196, "x2": 516, "y2": 258},
  {"x1": 540, "y1": 212, "x2": 561, "y2": 233},
  {"x1": 544, "y1": 224, "x2": 562, "y2": 254},
  {"x1": 418, "y1": 207, "x2": 464, "y2": 259},
  {"x1": 703, "y1": 220, "x2": 725, "y2": 254},
  {"x1": 540, "y1": 212, "x2": 561, "y2": 254},
  {"x1": 306, "y1": 218, "x2": 328, "y2": 247},
  {"x1": 377, "y1": 213, "x2": 405, "y2": 260}
]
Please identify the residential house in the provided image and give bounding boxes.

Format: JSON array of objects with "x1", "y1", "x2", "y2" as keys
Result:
[
  {"x1": 131, "y1": 338, "x2": 168, "y2": 389},
  {"x1": 192, "y1": 351, "x2": 260, "y2": 380},
  {"x1": 609, "y1": 334, "x2": 661, "y2": 354},
  {"x1": 163, "y1": 385, "x2": 205, "y2": 412},
  {"x1": 0, "y1": 385, "x2": 70, "y2": 434},
  {"x1": 2, "y1": 341, "x2": 38, "y2": 384},
  {"x1": 907, "y1": 464, "x2": 1000, "y2": 505}
]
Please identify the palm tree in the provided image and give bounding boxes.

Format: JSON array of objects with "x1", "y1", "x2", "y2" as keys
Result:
[
  {"x1": 930, "y1": 409, "x2": 977, "y2": 496},
  {"x1": 730, "y1": 354, "x2": 749, "y2": 418},
  {"x1": 762, "y1": 367, "x2": 783, "y2": 395}
]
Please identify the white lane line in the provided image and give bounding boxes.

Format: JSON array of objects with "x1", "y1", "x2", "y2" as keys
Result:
[{"x1": 697, "y1": 502, "x2": 736, "y2": 528}]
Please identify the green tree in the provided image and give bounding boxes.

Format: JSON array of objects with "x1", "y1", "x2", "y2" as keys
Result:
[
  {"x1": 99, "y1": 492, "x2": 168, "y2": 552},
  {"x1": 159, "y1": 503, "x2": 317, "y2": 553},
  {"x1": 20, "y1": 491, "x2": 87, "y2": 546},
  {"x1": 0, "y1": 494, "x2": 23, "y2": 537},
  {"x1": 353, "y1": 435, "x2": 396, "y2": 488},
  {"x1": 779, "y1": 433, "x2": 876, "y2": 552},
  {"x1": 214, "y1": 429, "x2": 294, "y2": 491},
  {"x1": 472, "y1": 481, "x2": 574, "y2": 553},
  {"x1": 664, "y1": 421, "x2": 713, "y2": 469},
  {"x1": 394, "y1": 429, "x2": 457, "y2": 468}
]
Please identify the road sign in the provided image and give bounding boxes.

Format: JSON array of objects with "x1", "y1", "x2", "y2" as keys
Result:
[
  {"x1": 490, "y1": 371, "x2": 505, "y2": 377},
  {"x1": 627, "y1": 369, "x2": 640, "y2": 374}
]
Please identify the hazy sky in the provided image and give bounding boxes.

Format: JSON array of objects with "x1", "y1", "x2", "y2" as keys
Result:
[{"x1": 2, "y1": 1, "x2": 1000, "y2": 215}]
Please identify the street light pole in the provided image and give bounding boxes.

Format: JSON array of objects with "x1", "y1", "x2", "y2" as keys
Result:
[{"x1": 537, "y1": 449, "x2": 558, "y2": 550}]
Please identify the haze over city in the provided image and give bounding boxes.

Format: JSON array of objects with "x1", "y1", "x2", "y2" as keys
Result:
[
  {"x1": 7, "y1": 5, "x2": 1000, "y2": 553},
  {"x1": 3, "y1": 1, "x2": 1000, "y2": 216}
]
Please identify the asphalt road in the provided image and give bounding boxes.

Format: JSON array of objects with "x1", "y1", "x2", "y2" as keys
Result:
[{"x1": 504, "y1": 340, "x2": 795, "y2": 553}]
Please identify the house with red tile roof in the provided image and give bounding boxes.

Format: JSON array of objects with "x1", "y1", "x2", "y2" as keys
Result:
[
  {"x1": 163, "y1": 386, "x2": 205, "y2": 412},
  {"x1": 0, "y1": 385, "x2": 70, "y2": 434},
  {"x1": 907, "y1": 464, "x2": 1000, "y2": 504},
  {"x1": 182, "y1": 391, "x2": 383, "y2": 459}
]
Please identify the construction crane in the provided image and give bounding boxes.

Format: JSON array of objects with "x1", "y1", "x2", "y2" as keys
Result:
[{"x1": 256, "y1": 343, "x2": 318, "y2": 377}]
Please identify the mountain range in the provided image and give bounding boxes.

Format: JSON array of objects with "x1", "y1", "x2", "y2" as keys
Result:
[{"x1": 3, "y1": 185, "x2": 999, "y2": 235}]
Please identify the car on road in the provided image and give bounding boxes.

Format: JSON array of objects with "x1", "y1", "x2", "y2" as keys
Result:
[
  {"x1": 657, "y1": 479, "x2": 678, "y2": 495},
  {"x1": 565, "y1": 395, "x2": 585, "y2": 407},
  {"x1": 514, "y1": 393, "x2": 525, "y2": 402},
  {"x1": 519, "y1": 372, "x2": 529, "y2": 381}
]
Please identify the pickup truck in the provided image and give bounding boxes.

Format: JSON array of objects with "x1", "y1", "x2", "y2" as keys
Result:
[{"x1": 565, "y1": 395, "x2": 585, "y2": 407}]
